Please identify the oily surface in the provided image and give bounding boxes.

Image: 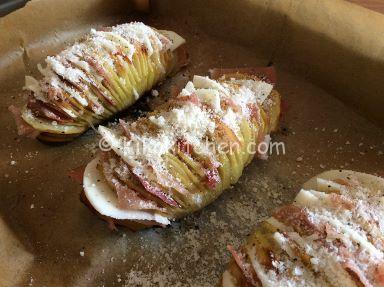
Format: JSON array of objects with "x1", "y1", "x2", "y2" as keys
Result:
[{"x1": 0, "y1": 0, "x2": 384, "y2": 286}]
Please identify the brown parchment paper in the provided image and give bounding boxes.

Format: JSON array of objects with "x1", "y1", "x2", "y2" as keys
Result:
[{"x1": 0, "y1": 0, "x2": 384, "y2": 286}]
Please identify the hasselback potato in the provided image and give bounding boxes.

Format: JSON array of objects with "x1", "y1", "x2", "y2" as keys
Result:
[
  {"x1": 83, "y1": 71, "x2": 281, "y2": 230},
  {"x1": 10, "y1": 22, "x2": 187, "y2": 142},
  {"x1": 220, "y1": 170, "x2": 384, "y2": 287}
]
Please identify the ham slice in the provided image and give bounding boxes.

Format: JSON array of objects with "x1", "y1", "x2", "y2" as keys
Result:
[
  {"x1": 115, "y1": 181, "x2": 157, "y2": 210},
  {"x1": 375, "y1": 263, "x2": 384, "y2": 286},
  {"x1": 100, "y1": 155, "x2": 163, "y2": 211},
  {"x1": 343, "y1": 260, "x2": 374, "y2": 287},
  {"x1": 132, "y1": 170, "x2": 180, "y2": 208},
  {"x1": 227, "y1": 245, "x2": 260, "y2": 287},
  {"x1": 273, "y1": 204, "x2": 319, "y2": 236},
  {"x1": 8, "y1": 105, "x2": 40, "y2": 138}
]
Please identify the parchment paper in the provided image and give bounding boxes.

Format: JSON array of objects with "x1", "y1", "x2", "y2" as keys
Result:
[{"x1": 0, "y1": 0, "x2": 384, "y2": 286}]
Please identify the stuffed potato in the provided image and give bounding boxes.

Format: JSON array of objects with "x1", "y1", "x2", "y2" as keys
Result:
[
  {"x1": 83, "y1": 70, "x2": 281, "y2": 230},
  {"x1": 11, "y1": 22, "x2": 187, "y2": 142},
  {"x1": 221, "y1": 170, "x2": 384, "y2": 287}
]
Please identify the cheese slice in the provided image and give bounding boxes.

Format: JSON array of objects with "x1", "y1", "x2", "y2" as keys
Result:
[{"x1": 159, "y1": 30, "x2": 186, "y2": 51}]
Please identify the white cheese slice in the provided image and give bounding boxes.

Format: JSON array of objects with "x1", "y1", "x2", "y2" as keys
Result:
[
  {"x1": 23, "y1": 76, "x2": 46, "y2": 102},
  {"x1": 159, "y1": 30, "x2": 186, "y2": 51},
  {"x1": 294, "y1": 189, "x2": 321, "y2": 206},
  {"x1": 193, "y1": 75, "x2": 228, "y2": 94},
  {"x1": 195, "y1": 88, "x2": 221, "y2": 111}
]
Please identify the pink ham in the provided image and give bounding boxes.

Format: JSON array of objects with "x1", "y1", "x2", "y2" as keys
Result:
[
  {"x1": 27, "y1": 99, "x2": 73, "y2": 123},
  {"x1": 132, "y1": 170, "x2": 179, "y2": 208},
  {"x1": 273, "y1": 205, "x2": 318, "y2": 236},
  {"x1": 177, "y1": 93, "x2": 201, "y2": 106},
  {"x1": 227, "y1": 245, "x2": 260, "y2": 287},
  {"x1": 375, "y1": 263, "x2": 384, "y2": 286},
  {"x1": 99, "y1": 155, "x2": 163, "y2": 211},
  {"x1": 150, "y1": 163, "x2": 189, "y2": 197},
  {"x1": 204, "y1": 168, "x2": 220, "y2": 189},
  {"x1": 177, "y1": 137, "x2": 220, "y2": 189},
  {"x1": 329, "y1": 193, "x2": 355, "y2": 210},
  {"x1": 176, "y1": 138, "x2": 192, "y2": 155},
  {"x1": 114, "y1": 181, "x2": 159, "y2": 211},
  {"x1": 119, "y1": 119, "x2": 132, "y2": 139},
  {"x1": 201, "y1": 157, "x2": 221, "y2": 189},
  {"x1": 8, "y1": 105, "x2": 40, "y2": 138},
  {"x1": 222, "y1": 97, "x2": 241, "y2": 113},
  {"x1": 343, "y1": 259, "x2": 374, "y2": 287}
]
